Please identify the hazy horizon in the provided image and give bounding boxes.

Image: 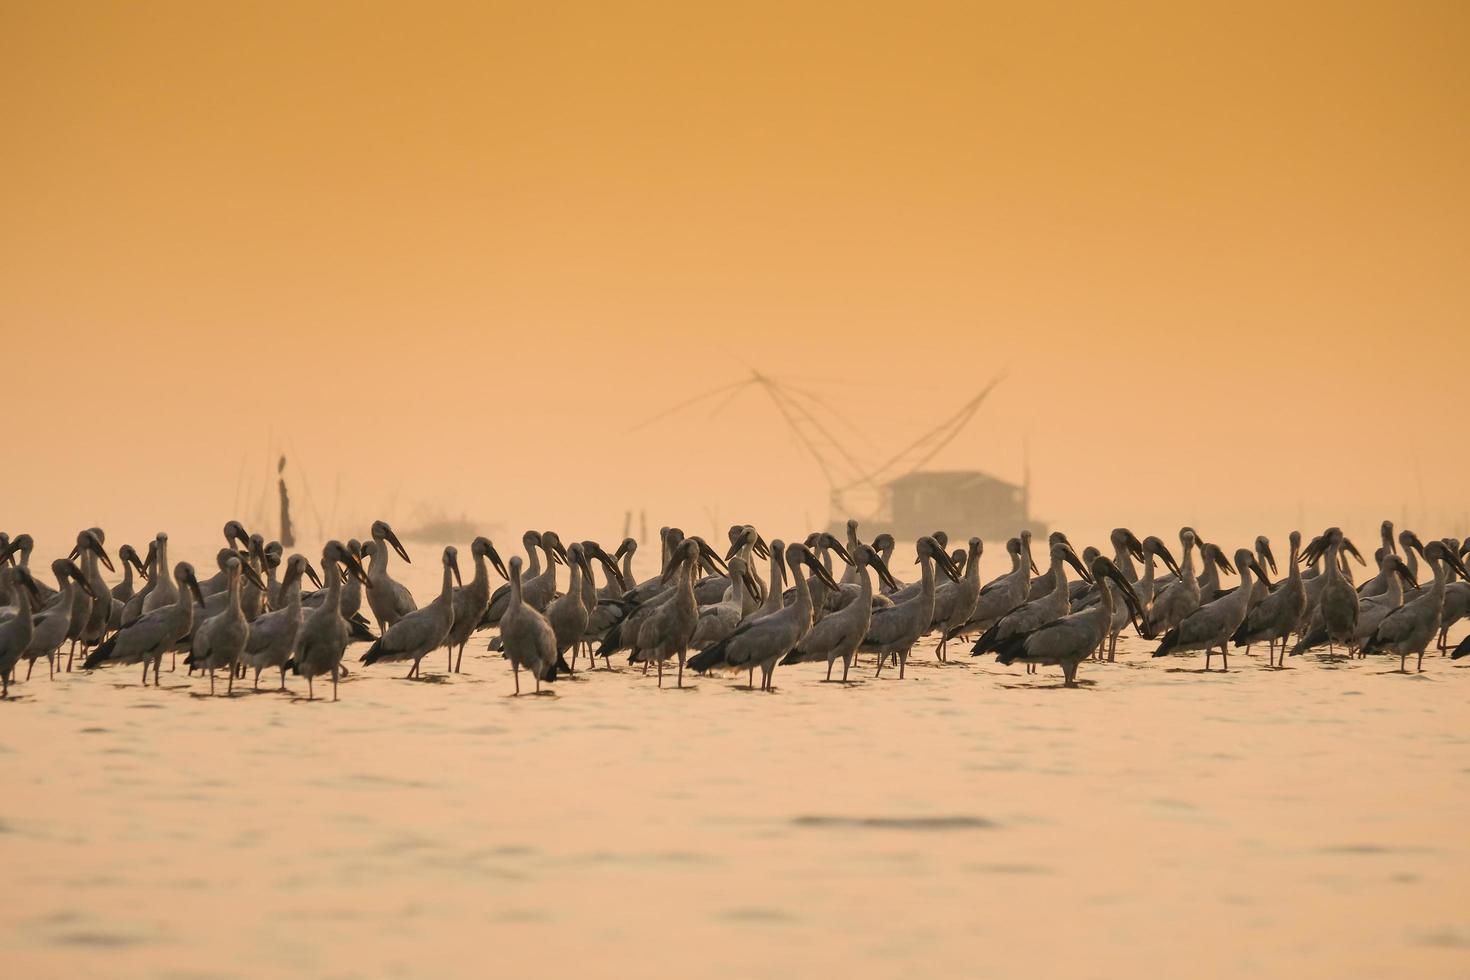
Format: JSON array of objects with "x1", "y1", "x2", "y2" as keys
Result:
[{"x1": 6, "y1": 1, "x2": 1468, "y2": 551}]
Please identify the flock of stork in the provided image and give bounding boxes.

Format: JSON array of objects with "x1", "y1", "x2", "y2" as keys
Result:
[{"x1": 1, "y1": 517, "x2": 1468, "y2": 701}]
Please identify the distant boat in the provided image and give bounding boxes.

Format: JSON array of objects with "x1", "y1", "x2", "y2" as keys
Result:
[{"x1": 398, "y1": 508, "x2": 500, "y2": 545}]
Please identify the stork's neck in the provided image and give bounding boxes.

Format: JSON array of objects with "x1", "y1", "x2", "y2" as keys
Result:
[
  {"x1": 566, "y1": 559, "x2": 583, "y2": 603},
  {"x1": 761, "y1": 552, "x2": 784, "y2": 615},
  {"x1": 1141, "y1": 551, "x2": 1157, "y2": 588},
  {"x1": 920, "y1": 553, "x2": 937, "y2": 597},
  {"x1": 1089, "y1": 578, "x2": 1114, "y2": 632},
  {"x1": 370, "y1": 537, "x2": 390, "y2": 576},
  {"x1": 1198, "y1": 553, "x2": 1220, "y2": 592},
  {"x1": 789, "y1": 561, "x2": 812, "y2": 622},
  {"x1": 1324, "y1": 543, "x2": 1344, "y2": 584},
  {"x1": 1112, "y1": 541, "x2": 1138, "y2": 581},
  {"x1": 1427, "y1": 557, "x2": 1449, "y2": 600},
  {"x1": 282, "y1": 568, "x2": 304, "y2": 612},
  {"x1": 620, "y1": 551, "x2": 635, "y2": 589},
  {"x1": 324, "y1": 561, "x2": 343, "y2": 612},
  {"x1": 439, "y1": 560, "x2": 454, "y2": 603},
  {"x1": 1382, "y1": 563, "x2": 1404, "y2": 605},
  {"x1": 14, "y1": 583, "x2": 33, "y2": 620},
  {"x1": 729, "y1": 569, "x2": 747, "y2": 607},
  {"x1": 228, "y1": 571, "x2": 243, "y2": 619},
  {"x1": 1180, "y1": 542, "x2": 1197, "y2": 584}
]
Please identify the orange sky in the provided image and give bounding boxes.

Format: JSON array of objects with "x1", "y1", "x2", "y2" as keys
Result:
[{"x1": 4, "y1": 1, "x2": 1468, "y2": 553}]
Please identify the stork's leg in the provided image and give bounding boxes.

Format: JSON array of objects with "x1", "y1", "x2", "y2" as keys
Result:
[
  {"x1": 747, "y1": 667, "x2": 754, "y2": 687},
  {"x1": 447, "y1": 645, "x2": 453, "y2": 673},
  {"x1": 228, "y1": 664, "x2": 235, "y2": 696},
  {"x1": 1204, "y1": 649, "x2": 1211, "y2": 671},
  {"x1": 26, "y1": 659, "x2": 34, "y2": 681},
  {"x1": 842, "y1": 655, "x2": 852, "y2": 683},
  {"x1": 898, "y1": 651, "x2": 907, "y2": 680},
  {"x1": 331, "y1": 664, "x2": 339, "y2": 702},
  {"x1": 454, "y1": 642, "x2": 466, "y2": 673},
  {"x1": 825, "y1": 660, "x2": 833, "y2": 682},
  {"x1": 308, "y1": 674, "x2": 315, "y2": 701},
  {"x1": 1220, "y1": 644, "x2": 1229, "y2": 671},
  {"x1": 1400, "y1": 653, "x2": 1407, "y2": 673},
  {"x1": 141, "y1": 660, "x2": 148, "y2": 685},
  {"x1": 874, "y1": 654, "x2": 884, "y2": 678},
  {"x1": 1417, "y1": 651, "x2": 1424, "y2": 673},
  {"x1": 280, "y1": 666, "x2": 288, "y2": 691},
  {"x1": 677, "y1": 651, "x2": 685, "y2": 689},
  {"x1": 405, "y1": 662, "x2": 416, "y2": 680},
  {"x1": 209, "y1": 669, "x2": 215, "y2": 696},
  {"x1": 513, "y1": 662, "x2": 521, "y2": 695},
  {"x1": 254, "y1": 667, "x2": 261, "y2": 691},
  {"x1": 656, "y1": 658, "x2": 664, "y2": 689}
]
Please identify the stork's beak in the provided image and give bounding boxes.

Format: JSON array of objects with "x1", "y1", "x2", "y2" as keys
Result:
[
  {"x1": 1217, "y1": 550, "x2": 1237, "y2": 575},
  {"x1": 384, "y1": 525, "x2": 412, "y2": 564},
  {"x1": 934, "y1": 546, "x2": 963, "y2": 583},
  {"x1": 697, "y1": 540, "x2": 730, "y2": 577},
  {"x1": 660, "y1": 549, "x2": 689, "y2": 586},
  {"x1": 869, "y1": 552, "x2": 899, "y2": 591},
  {"x1": 1157, "y1": 543, "x2": 1182, "y2": 577},
  {"x1": 825, "y1": 538, "x2": 854, "y2": 567},
  {"x1": 742, "y1": 568, "x2": 761, "y2": 598},
  {"x1": 1250, "y1": 558, "x2": 1272, "y2": 590},
  {"x1": 1064, "y1": 547, "x2": 1093, "y2": 583},
  {"x1": 488, "y1": 545, "x2": 509, "y2": 580},
  {"x1": 1128, "y1": 533, "x2": 1146, "y2": 563},
  {"x1": 344, "y1": 554, "x2": 371, "y2": 586},
  {"x1": 1447, "y1": 550, "x2": 1470, "y2": 582},
  {"x1": 754, "y1": 535, "x2": 770, "y2": 560},
  {"x1": 304, "y1": 562, "x2": 324, "y2": 589},
  {"x1": 1394, "y1": 560, "x2": 1418, "y2": 590},
  {"x1": 805, "y1": 551, "x2": 840, "y2": 590},
  {"x1": 184, "y1": 569, "x2": 206, "y2": 606},
  {"x1": 65, "y1": 560, "x2": 95, "y2": 599},
  {"x1": 20, "y1": 571, "x2": 42, "y2": 602},
  {"x1": 1261, "y1": 542, "x2": 1277, "y2": 575},
  {"x1": 240, "y1": 561, "x2": 267, "y2": 592},
  {"x1": 92, "y1": 538, "x2": 115, "y2": 573},
  {"x1": 1343, "y1": 537, "x2": 1367, "y2": 565}
]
